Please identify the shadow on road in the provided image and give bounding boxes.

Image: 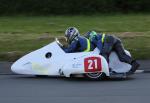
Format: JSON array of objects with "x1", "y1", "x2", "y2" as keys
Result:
[{"x1": 8, "y1": 74, "x2": 136, "y2": 82}]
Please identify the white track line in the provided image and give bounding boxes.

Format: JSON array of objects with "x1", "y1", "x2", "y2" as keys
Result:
[{"x1": 135, "y1": 70, "x2": 144, "y2": 73}]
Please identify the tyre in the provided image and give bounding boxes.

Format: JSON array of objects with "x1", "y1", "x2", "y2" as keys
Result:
[{"x1": 84, "y1": 72, "x2": 106, "y2": 80}]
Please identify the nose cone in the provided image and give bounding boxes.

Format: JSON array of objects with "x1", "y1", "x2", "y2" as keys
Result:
[
  {"x1": 11, "y1": 65, "x2": 24, "y2": 75},
  {"x1": 11, "y1": 62, "x2": 33, "y2": 74},
  {"x1": 11, "y1": 61, "x2": 21, "y2": 74},
  {"x1": 11, "y1": 61, "x2": 49, "y2": 75},
  {"x1": 11, "y1": 63, "x2": 19, "y2": 74}
]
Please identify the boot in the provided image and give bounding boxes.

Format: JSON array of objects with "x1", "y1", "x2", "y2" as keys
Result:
[{"x1": 127, "y1": 60, "x2": 140, "y2": 75}]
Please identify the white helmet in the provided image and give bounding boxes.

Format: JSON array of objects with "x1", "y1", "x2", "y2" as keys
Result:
[{"x1": 65, "y1": 27, "x2": 80, "y2": 43}]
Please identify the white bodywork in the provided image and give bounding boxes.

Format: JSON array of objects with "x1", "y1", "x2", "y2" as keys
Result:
[{"x1": 11, "y1": 39, "x2": 131, "y2": 77}]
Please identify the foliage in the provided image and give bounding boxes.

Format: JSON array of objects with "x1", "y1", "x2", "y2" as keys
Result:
[{"x1": 0, "y1": 0, "x2": 150, "y2": 15}]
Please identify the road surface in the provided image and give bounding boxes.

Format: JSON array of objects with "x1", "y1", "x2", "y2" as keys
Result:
[{"x1": 0, "y1": 60, "x2": 150, "y2": 103}]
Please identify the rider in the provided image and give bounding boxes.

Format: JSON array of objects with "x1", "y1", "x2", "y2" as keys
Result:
[
  {"x1": 85, "y1": 31, "x2": 140, "y2": 74},
  {"x1": 63, "y1": 27, "x2": 94, "y2": 53}
]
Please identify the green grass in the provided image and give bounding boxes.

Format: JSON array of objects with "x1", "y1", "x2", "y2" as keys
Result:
[{"x1": 0, "y1": 14, "x2": 150, "y2": 61}]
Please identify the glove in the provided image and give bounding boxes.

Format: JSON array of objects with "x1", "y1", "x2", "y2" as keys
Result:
[{"x1": 99, "y1": 52, "x2": 102, "y2": 55}]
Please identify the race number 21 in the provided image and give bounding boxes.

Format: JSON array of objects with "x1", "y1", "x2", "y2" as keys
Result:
[{"x1": 84, "y1": 57, "x2": 102, "y2": 72}]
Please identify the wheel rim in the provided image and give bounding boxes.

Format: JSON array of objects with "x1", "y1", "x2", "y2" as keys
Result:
[{"x1": 86, "y1": 72, "x2": 103, "y2": 79}]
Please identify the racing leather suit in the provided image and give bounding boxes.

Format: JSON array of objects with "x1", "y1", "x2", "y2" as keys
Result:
[
  {"x1": 64, "y1": 36, "x2": 95, "y2": 53},
  {"x1": 90, "y1": 33, "x2": 139, "y2": 74},
  {"x1": 91, "y1": 33, "x2": 133, "y2": 64}
]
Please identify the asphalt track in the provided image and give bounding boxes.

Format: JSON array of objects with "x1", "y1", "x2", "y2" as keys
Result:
[{"x1": 0, "y1": 61, "x2": 150, "y2": 103}]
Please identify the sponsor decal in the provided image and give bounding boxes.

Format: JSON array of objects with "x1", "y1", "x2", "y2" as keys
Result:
[
  {"x1": 84, "y1": 57, "x2": 102, "y2": 72},
  {"x1": 32, "y1": 63, "x2": 48, "y2": 74},
  {"x1": 72, "y1": 63, "x2": 82, "y2": 68}
]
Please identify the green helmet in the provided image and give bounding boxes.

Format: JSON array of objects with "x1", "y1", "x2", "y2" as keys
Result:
[{"x1": 86, "y1": 31, "x2": 97, "y2": 41}]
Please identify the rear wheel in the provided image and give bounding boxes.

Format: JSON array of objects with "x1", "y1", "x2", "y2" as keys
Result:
[{"x1": 84, "y1": 72, "x2": 106, "y2": 80}]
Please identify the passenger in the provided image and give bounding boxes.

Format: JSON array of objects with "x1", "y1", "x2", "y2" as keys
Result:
[{"x1": 85, "y1": 31, "x2": 140, "y2": 74}]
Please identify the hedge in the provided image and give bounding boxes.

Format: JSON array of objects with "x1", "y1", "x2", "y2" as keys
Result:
[{"x1": 0, "y1": 0, "x2": 150, "y2": 15}]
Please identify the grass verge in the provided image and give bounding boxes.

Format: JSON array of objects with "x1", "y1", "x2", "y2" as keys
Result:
[{"x1": 0, "y1": 14, "x2": 150, "y2": 61}]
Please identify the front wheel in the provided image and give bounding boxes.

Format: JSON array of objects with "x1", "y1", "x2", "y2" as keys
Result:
[{"x1": 84, "y1": 72, "x2": 106, "y2": 80}]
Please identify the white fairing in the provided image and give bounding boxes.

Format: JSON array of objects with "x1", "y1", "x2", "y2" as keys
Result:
[
  {"x1": 11, "y1": 39, "x2": 131, "y2": 77},
  {"x1": 62, "y1": 54, "x2": 109, "y2": 77},
  {"x1": 11, "y1": 40, "x2": 109, "y2": 77},
  {"x1": 11, "y1": 41, "x2": 66, "y2": 76},
  {"x1": 109, "y1": 51, "x2": 132, "y2": 73}
]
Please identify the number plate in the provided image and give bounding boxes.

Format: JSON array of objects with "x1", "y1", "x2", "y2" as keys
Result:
[{"x1": 84, "y1": 57, "x2": 102, "y2": 72}]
